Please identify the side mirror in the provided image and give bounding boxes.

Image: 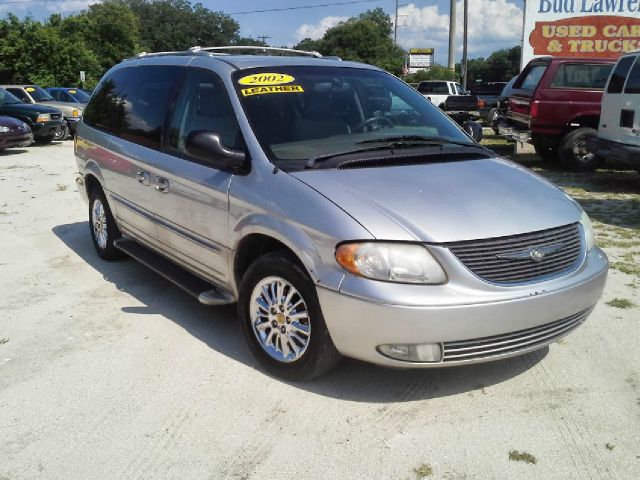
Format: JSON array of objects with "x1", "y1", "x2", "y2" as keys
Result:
[
  {"x1": 185, "y1": 131, "x2": 246, "y2": 170},
  {"x1": 463, "y1": 120, "x2": 483, "y2": 142}
]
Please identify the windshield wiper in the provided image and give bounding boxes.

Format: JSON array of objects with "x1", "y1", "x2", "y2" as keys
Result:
[
  {"x1": 356, "y1": 135, "x2": 475, "y2": 148},
  {"x1": 304, "y1": 136, "x2": 480, "y2": 169}
]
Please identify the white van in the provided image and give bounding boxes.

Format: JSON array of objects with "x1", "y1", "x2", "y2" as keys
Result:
[{"x1": 588, "y1": 50, "x2": 640, "y2": 166}]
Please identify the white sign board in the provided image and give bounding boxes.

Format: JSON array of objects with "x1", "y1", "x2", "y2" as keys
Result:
[
  {"x1": 408, "y1": 48, "x2": 434, "y2": 74},
  {"x1": 522, "y1": 0, "x2": 640, "y2": 67},
  {"x1": 80, "y1": 71, "x2": 86, "y2": 82}
]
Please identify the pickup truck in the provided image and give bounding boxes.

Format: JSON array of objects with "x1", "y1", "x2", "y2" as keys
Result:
[
  {"x1": 499, "y1": 56, "x2": 615, "y2": 170},
  {"x1": 470, "y1": 82, "x2": 507, "y2": 123},
  {"x1": 417, "y1": 80, "x2": 470, "y2": 108}
]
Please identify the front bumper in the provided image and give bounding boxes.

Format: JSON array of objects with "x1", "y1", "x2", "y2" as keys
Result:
[
  {"x1": 318, "y1": 247, "x2": 608, "y2": 368},
  {"x1": 32, "y1": 120, "x2": 65, "y2": 139},
  {"x1": 587, "y1": 136, "x2": 640, "y2": 166},
  {"x1": 0, "y1": 130, "x2": 33, "y2": 149}
]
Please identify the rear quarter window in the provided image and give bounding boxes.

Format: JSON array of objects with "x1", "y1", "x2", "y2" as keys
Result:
[
  {"x1": 607, "y1": 56, "x2": 636, "y2": 94},
  {"x1": 517, "y1": 64, "x2": 547, "y2": 91},
  {"x1": 418, "y1": 82, "x2": 448, "y2": 94},
  {"x1": 624, "y1": 58, "x2": 640, "y2": 94},
  {"x1": 550, "y1": 63, "x2": 613, "y2": 90},
  {"x1": 83, "y1": 65, "x2": 185, "y2": 150}
]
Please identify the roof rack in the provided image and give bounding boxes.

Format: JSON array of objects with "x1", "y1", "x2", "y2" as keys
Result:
[{"x1": 188, "y1": 46, "x2": 323, "y2": 58}]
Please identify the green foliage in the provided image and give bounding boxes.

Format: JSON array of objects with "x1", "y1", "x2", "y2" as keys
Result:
[
  {"x1": 459, "y1": 46, "x2": 521, "y2": 84},
  {"x1": 404, "y1": 65, "x2": 459, "y2": 84},
  {"x1": 0, "y1": 0, "x2": 240, "y2": 88},
  {"x1": 293, "y1": 8, "x2": 405, "y2": 75}
]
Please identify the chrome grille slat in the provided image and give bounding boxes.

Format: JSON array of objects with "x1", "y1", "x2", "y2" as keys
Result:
[
  {"x1": 442, "y1": 308, "x2": 591, "y2": 362},
  {"x1": 447, "y1": 223, "x2": 582, "y2": 284}
]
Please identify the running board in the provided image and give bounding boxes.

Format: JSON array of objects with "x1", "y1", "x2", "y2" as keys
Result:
[{"x1": 114, "y1": 238, "x2": 235, "y2": 306}]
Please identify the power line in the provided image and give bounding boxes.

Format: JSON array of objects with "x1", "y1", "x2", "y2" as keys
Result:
[{"x1": 226, "y1": 0, "x2": 384, "y2": 16}]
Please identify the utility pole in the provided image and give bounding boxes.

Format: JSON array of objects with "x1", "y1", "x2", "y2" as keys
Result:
[
  {"x1": 447, "y1": 0, "x2": 456, "y2": 70},
  {"x1": 462, "y1": 0, "x2": 469, "y2": 90},
  {"x1": 394, "y1": 0, "x2": 399, "y2": 45},
  {"x1": 257, "y1": 35, "x2": 271, "y2": 45}
]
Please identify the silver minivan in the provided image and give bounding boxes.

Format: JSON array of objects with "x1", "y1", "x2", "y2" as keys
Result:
[{"x1": 75, "y1": 47, "x2": 608, "y2": 380}]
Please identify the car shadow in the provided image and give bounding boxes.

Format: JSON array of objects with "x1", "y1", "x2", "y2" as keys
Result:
[
  {"x1": 53, "y1": 221, "x2": 548, "y2": 403},
  {"x1": 0, "y1": 148, "x2": 29, "y2": 156}
]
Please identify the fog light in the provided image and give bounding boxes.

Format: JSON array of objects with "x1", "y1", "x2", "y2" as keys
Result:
[{"x1": 377, "y1": 343, "x2": 442, "y2": 363}]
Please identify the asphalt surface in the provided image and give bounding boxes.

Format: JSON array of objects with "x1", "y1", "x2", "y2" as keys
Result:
[{"x1": 1, "y1": 141, "x2": 639, "y2": 480}]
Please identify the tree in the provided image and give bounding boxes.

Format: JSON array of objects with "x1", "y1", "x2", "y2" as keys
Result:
[
  {"x1": 404, "y1": 65, "x2": 459, "y2": 84},
  {"x1": 293, "y1": 8, "x2": 405, "y2": 75}
]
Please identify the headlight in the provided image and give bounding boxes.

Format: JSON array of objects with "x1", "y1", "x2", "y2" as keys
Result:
[
  {"x1": 0, "y1": 126, "x2": 9, "y2": 133},
  {"x1": 36, "y1": 114, "x2": 51, "y2": 123},
  {"x1": 335, "y1": 242, "x2": 447, "y2": 284},
  {"x1": 72, "y1": 109, "x2": 80, "y2": 117},
  {"x1": 580, "y1": 211, "x2": 595, "y2": 251}
]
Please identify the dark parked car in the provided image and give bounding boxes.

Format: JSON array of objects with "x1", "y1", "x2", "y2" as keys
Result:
[
  {"x1": 470, "y1": 82, "x2": 507, "y2": 123},
  {"x1": 0, "y1": 115, "x2": 33, "y2": 151},
  {"x1": 0, "y1": 88, "x2": 65, "y2": 144},
  {"x1": 491, "y1": 76, "x2": 518, "y2": 134},
  {"x1": 46, "y1": 87, "x2": 91, "y2": 105},
  {"x1": 500, "y1": 56, "x2": 615, "y2": 169}
]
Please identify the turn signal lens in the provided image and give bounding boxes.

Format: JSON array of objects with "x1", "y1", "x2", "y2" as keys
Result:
[
  {"x1": 335, "y1": 242, "x2": 447, "y2": 284},
  {"x1": 580, "y1": 211, "x2": 595, "y2": 251},
  {"x1": 72, "y1": 109, "x2": 80, "y2": 117}
]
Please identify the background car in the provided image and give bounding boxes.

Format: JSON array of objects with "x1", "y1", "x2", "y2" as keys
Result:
[
  {"x1": 0, "y1": 88, "x2": 64, "y2": 144},
  {"x1": 470, "y1": 81, "x2": 507, "y2": 124},
  {"x1": 46, "y1": 87, "x2": 91, "y2": 105},
  {"x1": 0, "y1": 115, "x2": 33, "y2": 151},
  {"x1": 1, "y1": 84, "x2": 83, "y2": 140},
  {"x1": 587, "y1": 50, "x2": 640, "y2": 168}
]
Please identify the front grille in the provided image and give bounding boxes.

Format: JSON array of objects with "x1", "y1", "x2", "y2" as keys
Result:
[
  {"x1": 446, "y1": 223, "x2": 582, "y2": 284},
  {"x1": 442, "y1": 308, "x2": 591, "y2": 362},
  {"x1": 51, "y1": 113, "x2": 62, "y2": 121}
]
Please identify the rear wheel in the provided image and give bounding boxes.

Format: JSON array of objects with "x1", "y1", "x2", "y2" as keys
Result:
[
  {"x1": 238, "y1": 251, "x2": 341, "y2": 380},
  {"x1": 558, "y1": 127, "x2": 603, "y2": 171},
  {"x1": 89, "y1": 187, "x2": 124, "y2": 260}
]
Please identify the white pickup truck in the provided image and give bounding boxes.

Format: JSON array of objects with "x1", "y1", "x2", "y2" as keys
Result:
[{"x1": 417, "y1": 80, "x2": 469, "y2": 107}]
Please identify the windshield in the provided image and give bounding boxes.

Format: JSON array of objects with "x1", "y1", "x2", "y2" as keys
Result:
[
  {"x1": 234, "y1": 67, "x2": 471, "y2": 165},
  {"x1": 26, "y1": 85, "x2": 55, "y2": 101},
  {"x1": 0, "y1": 88, "x2": 22, "y2": 105},
  {"x1": 69, "y1": 89, "x2": 91, "y2": 102}
]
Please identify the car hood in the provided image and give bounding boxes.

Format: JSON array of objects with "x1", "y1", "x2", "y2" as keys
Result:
[
  {"x1": 0, "y1": 115, "x2": 28, "y2": 128},
  {"x1": 0, "y1": 102, "x2": 61, "y2": 115},
  {"x1": 38, "y1": 100, "x2": 82, "y2": 114},
  {"x1": 290, "y1": 157, "x2": 582, "y2": 243}
]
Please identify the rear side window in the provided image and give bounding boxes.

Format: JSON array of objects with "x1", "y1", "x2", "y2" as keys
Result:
[
  {"x1": 550, "y1": 63, "x2": 613, "y2": 90},
  {"x1": 418, "y1": 82, "x2": 448, "y2": 94},
  {"x1": 518, "y1": 65, "x2": 547, "y2": 91},
  {"x1": 624, "y1": 58, "x2": 640, "y2": 94},
  {"x1": 607, "y1": 56, "x2": 635, "y2": 94},
  {"x1": 83, "y1": 65, "x2": 185, "y2": 150},
  {"x1": 7, "y1": 88, "x2": 30, "y2": 102}
]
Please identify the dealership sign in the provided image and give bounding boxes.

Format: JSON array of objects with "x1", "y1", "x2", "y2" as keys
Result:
[
  {"x1": 408, "y1": 48, "x2": 434, "y2": 74},
  {"x1": 522, "y1": 1, "x2": 640, "y2": 66}
]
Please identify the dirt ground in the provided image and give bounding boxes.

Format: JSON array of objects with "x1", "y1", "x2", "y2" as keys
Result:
[{"x1": 1, "y1": 139, "x2": 639, "y2": 480}]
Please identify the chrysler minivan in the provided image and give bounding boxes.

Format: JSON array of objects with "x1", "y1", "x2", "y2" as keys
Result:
[{"x1": 75, "y1": 46, "x2": 608, "y2": 380}]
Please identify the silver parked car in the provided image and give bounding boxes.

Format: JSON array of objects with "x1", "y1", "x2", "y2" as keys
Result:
[{"x1": 75, "y1": 46, "x2": 608, "y2": 380}]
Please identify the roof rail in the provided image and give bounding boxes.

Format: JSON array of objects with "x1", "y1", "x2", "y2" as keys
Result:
[{"x1": 189, "y1": 45, "x2": 323, "y2": 58}]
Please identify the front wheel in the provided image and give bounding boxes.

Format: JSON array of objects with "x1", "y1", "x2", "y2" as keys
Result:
[
  {"x1": 53, "y1": 124, "x2": 69, "y2": 141},
  {"x1": 558, "y1": 127, "x2": 603, "y2": 171},
  {"x1": 238, "y1": 251, "x2": 341, "y2": 380}
]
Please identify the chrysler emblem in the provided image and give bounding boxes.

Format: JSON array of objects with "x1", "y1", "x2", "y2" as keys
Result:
[{"x1": 529, "y1": 248, "x2": 545, "y2": 262}]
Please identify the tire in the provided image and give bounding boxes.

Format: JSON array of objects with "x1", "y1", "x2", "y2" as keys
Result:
[
  {"x1": 533, "y1": 144, "x2": 558, "y2": 162},
  {"x1": 35, "y1": 135, "x2": 54, "y2": 144},
  {"x1": 89, "y1": 187, "x2": 124, "y2": 260},
  {"x1": 238, "y1": 251, "x2": 342, "y2": 381},
  {"x1": 53, "y1": 124, "x2": 69, "y2": 141},
  {"x1": 558, "y1": 127, "x2": 603, "y2": 171}
]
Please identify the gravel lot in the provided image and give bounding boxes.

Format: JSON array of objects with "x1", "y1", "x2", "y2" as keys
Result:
[{"x1": 1, "y1": 140, "x2": 639, "y2": 480}]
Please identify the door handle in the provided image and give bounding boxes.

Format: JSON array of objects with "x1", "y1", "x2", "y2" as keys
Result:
[
  {"x1": 136, "y1": 170, "x2": 150, "y2": 186},
  {"x1": 155, "y1": 177, "x2": 169, "y2": 193}
]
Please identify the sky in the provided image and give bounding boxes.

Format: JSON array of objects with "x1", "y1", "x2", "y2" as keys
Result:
[{"x1": 0, "y1": 0, "x2": 526, "y2": 62}]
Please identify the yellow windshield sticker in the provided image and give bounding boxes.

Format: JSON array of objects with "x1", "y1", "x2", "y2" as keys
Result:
[
  {"x1": 238, "y1": 73, "x2": 295, "y2": 86},
  {"x1": 241, "y1": 85, "x2": 304, "y2": 97},
  {"x1": 25, "y1": 87, "x2": 35, "y2": 92},
  {"x1": 69, "y1": 89, "x2": 77, "y2": 94}
]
